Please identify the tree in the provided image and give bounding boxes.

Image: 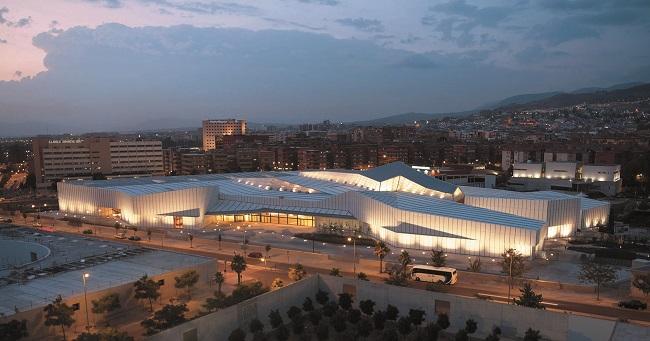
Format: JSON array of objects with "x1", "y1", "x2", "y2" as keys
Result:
[
  {"x1": 399, "y1": 250, "x2": 413, "y2": 268},
  {"x1": 632, "y1": 274, "x2": 650, "y2": 297},
  {"x1": 22, "y1": 211, "x2": 27, "y2": 223},
  {"x1": 465, "y1": 319, "x2": 477, "y2": 334},
  {"x1": 228, "y1": 328, "x2": 246, "y2": 341},
  {"x1": 524, "y1": 328, "x2": 542, "y2": 341},
  {"x1": 373, "y1": 310, "x2": 386, "y2": 330},
  {"x1": 397, "y1": 316, "x2": 412, "y2": 336},
  {"x1": 322, "y1": 301, "x2": 338, "y2": 317},
  {"x1": 486, "y1": 327, "x2": 502, "y2": 341},
  {"x1": 357, "y1": 272, "x2": 369, "y2": 281},
  {"x1": 174, "y1": 270, "x2": 200, "y2": 298},
  {"x1": 359, "y1": 299, "x2": 375, "y2": 316},
  {"x1": 436, "y1": 313, "x2": 450, "y2": 330},
  {"x1": 408, "y1": 309, "x2": 426, "y2": 326},
  {"x1": 113, "y1": 222, "x2": 121, "y2": 234},
  {"x1": 133, "y1": 275, "x2": 161, "y2": 311},
  {"x1": 316, "y1": 322, "x2": 329, "y2": 341},
  {"x1": 467, "y1": 257, "x2": 482, "y2": 272},
  {"x1": 268, "y1": 309, "x2": 284, "y2": 329},
  {"x1": 578, "y1": 258, "x2": 617, "y2": 300},
  {"x1": 288, "y1": 263, "x2": 307, "y2": 281},
  {"x1": 43, "y1": 295, "x2": 75, "y2": 340},
  {"x1": 329, "y1": 268, "x2": 342, "y2": 277},
  {"x1": 386, "y1": 304, "x2": 399, "y2": 320},
  {"x1": 308, "y1": 310, "x2": 322, "y2": 326},
  {"x1": 381, "y1": 328, "x2": 399, "y2": 341},
  {"x1": 330, "y1": 311, "x2": 347, "y2": 333},
  {"x1": 513, "y1": 283, "x2": 545, "y2": 309},
  {"x1": 249, "y1": 318, "x2": 264, "y2": 335},
  {"x1": 424, "y1": 322, "x2": 440, "y2": 341},
  {"x1": 374, "y1": 241, "x2": 390, "y2": 273},
  {"x1": 274, "y1": 325, "x2": 290, "y2": 341},
  {"x1": 91, "y1": 293, "x2": 121, "y2": 325},
  {"x1": 231, "y1": 254, "x2": 247, "y2": 285},
  {"x1": 455, "y1": 329, "x2": 469, "y2": 341},
  {"x1": 302, "y1": 297, "x2": 314, "y2": 312},
  {"x1": 214, "y1": 272, "x2": 225, "y2": 294},
  {"x1": 0, "y1": 319, "x2": 28, "y2": 340},
  {"x1": 315, "y1": 290, "x2": 329, "y2": 305},
  {"x1": 271, "y1": 278, "x2": 284, "y2": 290},
  {"x1": 500, "y1": 248, "x2": 526, "y2": 288},
  {"x1": 287, "y1": 306, "x2": 302, "y2": 320},
  {"x1": 141, "y1": 303, "x2": 188, "y2": 334},
  {"x1": 291, "y1": 313, "x2": 305, "y2": 335},
  {"x1": 430, "y1": 250, "x2": 447, "y2": 267},
  {"x1": 338, "y1": 293, "x2": 353, "y2": 310},
  {"x1": 357, "y1": 317, "x2": 373, "y2": 338},
  {"x1": 348, "y1": 309, "x2": 362, "y2": 324}
]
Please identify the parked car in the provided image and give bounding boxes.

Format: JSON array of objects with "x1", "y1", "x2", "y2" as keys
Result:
[
  {"x1": 128, "y1": 235, "x2": 142, "y2": 241},
  {"x1": 248, "y1": 252, "x2": 263, "y2": 259},
  {"x1": 618, "y1": 300, "x2": 647, "y2": 310}
]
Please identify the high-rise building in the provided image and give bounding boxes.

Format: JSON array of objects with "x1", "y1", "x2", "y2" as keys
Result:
[
  {"x1": 32, "y1": 137, "x2": 163, "y2": 188},
  {"x1": 202, "y1": 119, "x2": 247, "y2": 151}
]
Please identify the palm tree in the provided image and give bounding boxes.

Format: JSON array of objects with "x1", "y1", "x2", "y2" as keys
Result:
[
  {"x1": 374, "y1": 241, "x2": 390, "y2": 273},
  {"x1": 231, "y1": 254, "x2": 247, "y2": 285}
]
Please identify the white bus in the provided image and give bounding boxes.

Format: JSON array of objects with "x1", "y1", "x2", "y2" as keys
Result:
[{"x1": 410, "y1": 265, "x2": 458, "y2": 285}]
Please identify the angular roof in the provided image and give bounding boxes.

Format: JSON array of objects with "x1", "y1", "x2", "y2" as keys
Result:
[
  {"x1": 362, "y1": 162, "x2": 459, "y2": 194},
  {"x1": 360, "y1": 191, "x2": 545, "y2": 230}
]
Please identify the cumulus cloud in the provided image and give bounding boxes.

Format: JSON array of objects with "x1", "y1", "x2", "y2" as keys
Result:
[
  {"x1": 336, "y1": 17, "x2": 384, "y2": 33},
  {"x1": 0, "y1": 7, "x2": 8, "y2": 25}
]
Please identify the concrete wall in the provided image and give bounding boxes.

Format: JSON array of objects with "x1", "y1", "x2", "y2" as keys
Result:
[
  {"x1": 0, "y1": 260, "x2": 216, "y2": 341},
  {"x1": 148, "y1": 274, "x2": 646, "y2": 341}
]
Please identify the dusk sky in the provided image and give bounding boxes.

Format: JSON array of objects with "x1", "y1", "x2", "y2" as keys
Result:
[{"x1": 1, "y1": 0, "x2": 649, "y2": 136}]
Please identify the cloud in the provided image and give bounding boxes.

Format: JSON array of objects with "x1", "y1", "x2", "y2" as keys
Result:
[
  {"x1": 296, "y1": 0, "x2": 339, "y2": 6},
  {"x1": 0, "y1": 7, "x2": 8, "y2": 25},
  {"x1": 0, "y1": 37, "x2": 7, "y2": 44},
  {"x1": 263, "y1": 17, "x2": 326, "y2": 31},
  {"x1": 13, "y1": 71, "x2": 22, "y2": 78},
  {"x1": 336, "y1": 17, "x2": 384, "y2": 33},
  {"x1": 10, "y1": 16, "x2": 32, "y2": 28},
  {"x1": 514, "y1": 45, "x2": 570, "y2": 64},
  {"x1": 82, "y1": 0, "x2": 123, "y2": 8},
  {"x1": 527, "y1": 19, "x2": 599, "y2": 46},
  {"x1": 395, "y1": 54, "x2": 437, "y2": 69},
  {"x1": 139, "y1": 0, "x2": 259, "y2": 15}
]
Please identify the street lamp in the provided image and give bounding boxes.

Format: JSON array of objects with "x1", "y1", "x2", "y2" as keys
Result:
[
  {"x1": 347, "y1": 235, "x2": 361, "y2": 274},
  {"x1": 261, "y1": 257, "x2": 267, "y2": 269},
  {"x1": 82, "y1": 273, "x2": 90, "y2": 330},
  {"x1": 506, "y1": 252, "x2": 514, "y2": 303}
]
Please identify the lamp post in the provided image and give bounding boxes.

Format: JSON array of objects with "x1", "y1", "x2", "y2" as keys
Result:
[
  {"x1": 82, "y1": 273, "x2": 90, "y2": 330},
  {"x1": 506, "y1": 253, "x2": 513, "y2": 303},
  {"x1": 261, "y1": 257, "x2": 267, "y2": 269},
  {"x1": 347, "y1": 235, "x2": 360, "y2": 274}
]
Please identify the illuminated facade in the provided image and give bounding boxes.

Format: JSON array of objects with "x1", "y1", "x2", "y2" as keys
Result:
[{"x1": 57, "y1": 162, "x2": 609, "y2": 257}]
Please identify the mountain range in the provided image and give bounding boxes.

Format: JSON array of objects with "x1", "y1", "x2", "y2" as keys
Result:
[{"x1": 349, "y1": 81, "x2": 648, "y2": 126}]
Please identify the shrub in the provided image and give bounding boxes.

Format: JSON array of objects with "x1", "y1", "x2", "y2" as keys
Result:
[
  {"x1": 268, "y1": 309, "x2": 283, "y2": 329},
  {"x1": 381, "y1": 327, "x2": 399, "y2": 341},
  {"x1": 436, "y1": 313, "x2": 450, "y2": 330},
  {"x1": 322, "y1": 301, "x2": 338, "y2": 317},
  {"x1": 316, "y1": 322, "x2": 329, "y2": 341},
  {"x1": 455, "y1": 329, "x2": 468, "y2": 341},
  {"x1": 373, "y1": 310, "x2": 386, "y2": 330},
  {"x1": 302, "y1": 297, "x2": 314, "y2": 312},
  {"x1": 274, "y1": 325, "x2": 289, "y2": 341},
  {"x1": 348, "y1": 309, "x2": 361, "y2": 324},
  {"x1": 291, "y1": 313, "x2": 305, "y2": 335},
  {"x1": 465, "y1": 319, "x2": 477, "y2": 334},
  {"x1": 397, "y1": 316, "x2": 412, "y2": 336},
  {"x1": 249, "y1": 318, "x2": 264, "y2": 334},
  {"x1": 408, "y1": 309, "x2": 426, "y2": 326},
  {"x1": 338, "y1": 293, "x2": 353, "y2": 310},
  {"x1": 359, "y1": 299, "x2": 375, "y2": 316},
  {"x1": 524, "y1": 328, "x2": 541, "y2": 341},
  {"x1": 330, "y1": 311, "x2": 347, "y2": 333},
  {"x1": 287, "y1": 306, "x2": 302, "y2": 320},
  {"x1": 82, "y1": 229, "x2": 93, "y2": 234},
  {"x1": 315, "y1": 290, "x2": 329, "y2": 305},
  {"x1": 357, "y1": 272, "x2": 369, "y2": 281},
  {"x1": 385, "y1": 304, "x2": 399, "y2": 321},
  {"x1": 357, "y1": 317, "x2": 373, "y2": 338},
  {"x1": 425, "y1": 322, "x2": 440, "y2": 340},
  {"x1": 294, "y1": 233, "x2": 376, "y2": 246},
  {"x1": 228, "y1": 328, "x2": 246, "y2": 341},
  {"x1": 308, "y1": 310, "x2": 322, "y2": 326}
]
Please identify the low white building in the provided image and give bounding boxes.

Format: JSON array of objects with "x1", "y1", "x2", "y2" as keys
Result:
[{"x1": 57, "y1": 162, "x2": 608, "y2": 257}]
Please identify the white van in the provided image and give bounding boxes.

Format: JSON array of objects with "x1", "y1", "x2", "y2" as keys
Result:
[{"x1": 410, "y1": 265, "x2": 458, "y2": 285}]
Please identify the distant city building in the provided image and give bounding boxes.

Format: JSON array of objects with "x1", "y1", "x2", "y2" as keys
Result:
[
  {"x1": 202, "y1": 119, "x2": 247, "y2": 151},
  {"x1": 32, "y1": 137, "x2": 163, "y2": 188}
]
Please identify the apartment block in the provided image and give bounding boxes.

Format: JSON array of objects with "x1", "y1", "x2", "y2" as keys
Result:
[
  {"x1": 32, "y1": 137, "x2": 163, "y2": 188},
  {"x1": 202, "y1": 119, "x2": 247, "y2": 151}
]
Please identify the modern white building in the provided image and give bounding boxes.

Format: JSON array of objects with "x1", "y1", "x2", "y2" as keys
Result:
[
  {"x1": 508, "y1": 162, "x2": 622, "y2": 196},
  {"x1": 57, "y1": 162, "x2": 609, "y2": 257}
]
